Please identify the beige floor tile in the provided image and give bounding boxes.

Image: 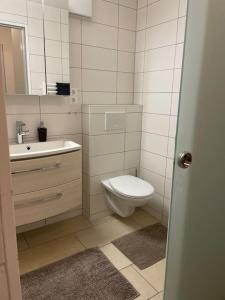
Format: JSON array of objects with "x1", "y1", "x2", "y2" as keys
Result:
[
  {"x1": 24, "y1": 216, "x2": 92, "y2": 247},
  {"x1": 121, "y1": 266, "x2": 157, "y2": 300},
  {"x1": 19, "y1": 233, "x2": 85, "y2": 274},
  {"x1": 131, "y1": 209, "x2": 158, "y2": 228},
  {"x1": 76, "y1": 217, "x2": 139, "y2": 248},
  {"x1": 134, "y1": 259, "x2": 166, "y2": 292},
  {"x1": 17, "y1": 234, "x2": 29, "y2": 252},
  {"x1": 149, "y1": 292, "x2": 164, "y2": 299},
  {"x1": 100, "y1": 243, "x2": 132, "y2": 270}
]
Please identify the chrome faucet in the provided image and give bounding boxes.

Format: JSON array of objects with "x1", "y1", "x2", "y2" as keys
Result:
[{"x1": 16, "y1": 121, "x2": 29, "y2": 144}]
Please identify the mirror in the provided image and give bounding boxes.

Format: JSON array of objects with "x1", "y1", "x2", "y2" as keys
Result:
[
  {"x1": 0, "y1": 24, "x2": 28, "y2": 95},
  {"x1": 43, "y1": 0, "x2": 70, "y2": 95},
  {"x1": 0, "y1": 0, "x2": 70, "y2": 96}
]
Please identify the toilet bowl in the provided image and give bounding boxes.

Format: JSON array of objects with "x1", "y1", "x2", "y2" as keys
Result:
[{"x1": 101, "y1": 175, "x2": 154, "y2": 217}]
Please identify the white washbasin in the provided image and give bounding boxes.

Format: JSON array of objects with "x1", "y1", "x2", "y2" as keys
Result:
[{"x1": 10, "y1": 140, "x2": 81, "y2": 161}]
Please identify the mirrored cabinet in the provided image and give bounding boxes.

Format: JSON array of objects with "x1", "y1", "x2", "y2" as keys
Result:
[{"x1": 0, "y1": 0, "x2": 70, "y2": 96}]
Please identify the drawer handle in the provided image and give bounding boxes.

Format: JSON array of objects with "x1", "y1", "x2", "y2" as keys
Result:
[
  {"x1": 15, "y1": 192, "x2": 63, "y2": 209},
  {"x1": 12, "y1": 162, "x2": 62, "y2": 175}
]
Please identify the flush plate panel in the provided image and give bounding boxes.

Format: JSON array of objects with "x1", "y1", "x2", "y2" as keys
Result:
[{"x1": 105, "y1": 112, "x2": 126, "y2": 131}]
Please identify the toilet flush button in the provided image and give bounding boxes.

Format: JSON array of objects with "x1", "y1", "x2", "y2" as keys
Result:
[{"x1": 105, "y1": 112, "x2": 126, "y2": 131}]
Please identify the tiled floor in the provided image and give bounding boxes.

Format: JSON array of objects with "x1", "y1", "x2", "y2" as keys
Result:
[{"x1": 17, "y1": 209, "x2": 165, "y2": 300}]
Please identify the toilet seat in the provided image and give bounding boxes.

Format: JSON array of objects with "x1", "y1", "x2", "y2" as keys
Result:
[{"x1": 109, "y1": 175, "x2": 154, "y2": 199}]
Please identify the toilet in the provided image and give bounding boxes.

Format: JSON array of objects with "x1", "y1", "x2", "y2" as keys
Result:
[{"x1": 101, "y1": 175, "x2": 154, "y2": 217}]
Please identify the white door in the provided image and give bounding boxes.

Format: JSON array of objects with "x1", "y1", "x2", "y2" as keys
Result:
[{"x1": 164, "y1": 1, "x2": 225, "y2": 299}]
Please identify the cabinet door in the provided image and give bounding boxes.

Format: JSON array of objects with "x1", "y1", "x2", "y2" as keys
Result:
[
  {"x1": 11, "y1": 151, "x2": 81, "y2": 194},
  {"x1": 14, "y1": 179, "x2": 82, "y2": 226}
]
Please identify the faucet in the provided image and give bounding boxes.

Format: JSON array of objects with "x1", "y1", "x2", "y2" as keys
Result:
[{"x1": 16, "y1": 121, "x2": 29, "y2": 144}]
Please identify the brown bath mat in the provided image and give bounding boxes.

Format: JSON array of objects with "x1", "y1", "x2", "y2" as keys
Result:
[
  {"x1": 112, "y1": 223, "x2": 167, "y2": 270},
  {"x1": 21, "y1": 248, "x2": 139, "y2": 300}
]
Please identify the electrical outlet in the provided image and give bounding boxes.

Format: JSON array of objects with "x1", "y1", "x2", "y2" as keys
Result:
[{"x1": 70, "y1": 97, "x2": 78, "y2": 104}]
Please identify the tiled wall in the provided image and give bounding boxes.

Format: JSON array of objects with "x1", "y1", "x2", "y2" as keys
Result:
[
  {"x1": 82, "y1": 104, "x2": 142, "y2": 220},
  {"x1": 6, "y1": 95, "x2": 82, "y2": 145},
  {"x1": 134, "y1": 0, "x2": 187, "y2": 223},
  {"x1": 69, "y1": 0, "x2": 137, "y2": 105}
]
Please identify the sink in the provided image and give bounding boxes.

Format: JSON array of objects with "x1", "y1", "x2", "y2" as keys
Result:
[{"x1": 10, "y1": 140, "x2": 81, "y2": 161}]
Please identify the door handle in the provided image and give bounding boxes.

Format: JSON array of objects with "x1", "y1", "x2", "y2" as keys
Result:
[{"x1": 178, "y1": 152, "x2": 193, "y2": 169}]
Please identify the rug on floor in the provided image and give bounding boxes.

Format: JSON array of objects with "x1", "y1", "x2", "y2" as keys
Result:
[
  {"x1": 21, "y1": 248, "x2": 139, "y2": 300},
  {"x1": 112, "y1": 223, "x2": 167, "y2": 270}
]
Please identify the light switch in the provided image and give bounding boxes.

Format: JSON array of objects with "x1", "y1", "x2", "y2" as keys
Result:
[{"x1": 105, "y1": 112, "x2": 126, "y2": 131}]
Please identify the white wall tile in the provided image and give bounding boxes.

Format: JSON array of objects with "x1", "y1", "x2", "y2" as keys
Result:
[
  {"x1": 177, "y1": 17, "x2": 186, "y2": 43},
  {"x1": 117, "y1": 73, "x2": 134, "y2": 93},
  {"x1": 92, "y1": 0, "x2": 118, "y2": 27},
  {"x1": 82, "y1": 69, "x2": 117, "y2": 92},
  {"x1": 28, "y1": 18, "x2": 43, "y2": 38},
  {"x1": 70, "y1": 68, "x2": 82, "y2": 89},
  {"x1": 29, "y1": 37, "x2": 44, "y2": 55},
  {"x1": 40, "y1": 96, "x2": 80, "y2": 114},
  {"x1": 89, "y1": 152, "x2": 124, "y2": 176},
  {"x1": 169, "y1": 116, "x2": 177, "y2": 138},
  {"x1": 146, "y1": 20, "x2": 177, "y2": 49},
  {"x1": 119, "y1": 0, "x2": 137, "y2": 9},
  {"x1": 144, "y1": 46, "x2": 176, "y2": 71},
  {"x1": 125, "y1": 150, "x2": 140, "y2": 169},
  {"x1": 69, "y1": 16, "x2": 81, "y2": 44},
  {"x1": 173, "y1": 69, "x2": 182, "y2": 92},
  {"x1": 137, "y1": 7, "x2": 147, "y2": 30},
  {"x1": 82, "y1": 92, "x2": 117, "y2": 105},
  {"x1": 117, "y1": 93, "x2": 133, "y2": 104},
  {"x1": 41, "y1": 113, "x2": 82, "y2": 136},
  {"x1": 44, "y1": 5, "x2": 60, "y2": 22},
  {"x1": 179, "y1": 0, "x2": 188, "y2": 17},
  {"x1": 125, "y1": 132, "x2": 141, "y2": 151},
  {"x1": 82, "y1": 46, "x2": 117, "y2": 71},
  {"x1": 118, "y1": 52, "x2": 135, "y2": 73},
  {"x1": 119, "y1": 6, "x2": 136, "y2": 31},
  {"x1": 142, "y1": 93, "x2": 171, "y2": 114},
  {"x1": 27, "y1": 1, "x2": 43, "y2": 19},
  {"x1": 118, "y1": 29, "x2": 136, "y2": 52},
  {"x1": 142, "y1": 113, "x2": 170, "y2": 136},
  {"x1": 29, "y1": 55, "x2": 45, "y2": 73},
  {"x1": 70, "y1": 43, "x2": 82, "y2": 68},
  {"x1": 143, "y1": 70, "x2": 174, "y2": 92},
  {"x1": 171, "y1": 93, "x2": 179, "y2": 115},
  {"x1": 126, "y1": 113, "x2": 142, "y2": 132},
  {"x1": 89, "y1": 134, "x2": 125, "y2": 156},
  {"x1": 135, "y1": 30, "x2": 146, "y2": 52},
  {"x1": 0, "y1": 0, "x2": 27, "y2": 16},
  {"x1": 138, "y1": 0, "x2": 147, "y2": 8},
  {"x1": 5, "y1": 95, "x2": 40, "y2": 114},
  {"x1": 82, "y1": 21, "x2": 118, "y2": 49},
  {"x1": 141, "y1": 150, "x2": 166, "y2": 176},
  {"x1": 147, "y1": 0, "x2": 179, "y2": 27},
  {"x1": 45, "y1": 40, "x2": 62, "y2": 58},
  {"x1": 135, "y1": 51, "x2": 145, "y2": 73},
  {"x1": 46, "y1": 57, "x2": 62, "y2": 74},
  {"x1": 44, "y1": 21, "x2": 61, "y2": 41},
  {"x1": 142, "y1": 132, "x2": 168, "y2": 156},
  {"x1": 175, "y1": 43, "x2": 184, "y2": 68}
]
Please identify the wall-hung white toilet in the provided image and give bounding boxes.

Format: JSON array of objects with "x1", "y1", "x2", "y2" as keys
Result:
[{"x1": 101, "y1": 175, "x2": 154, "y2": 217}]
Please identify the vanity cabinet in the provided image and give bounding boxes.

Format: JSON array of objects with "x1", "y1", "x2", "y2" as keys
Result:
[{"x1": 11, "y1": 150, "x2": 82, "y2": 226}]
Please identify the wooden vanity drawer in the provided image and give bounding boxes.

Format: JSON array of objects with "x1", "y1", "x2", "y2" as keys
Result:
[
  {"x1": 14, "y1": 179, "x2": 82, "y2": 226},
  {"x1": 11, "y1": 151, "x2": 81, "y2": 195}
]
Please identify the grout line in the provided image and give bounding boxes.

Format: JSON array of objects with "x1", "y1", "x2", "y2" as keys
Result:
[{"x1": 130, "y1": 264, "x2": 159, "y2": 293}]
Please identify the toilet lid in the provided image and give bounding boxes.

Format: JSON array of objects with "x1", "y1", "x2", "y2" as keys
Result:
[{"x1": 109, "y1": 175, "x2": 154, "y2": 198}]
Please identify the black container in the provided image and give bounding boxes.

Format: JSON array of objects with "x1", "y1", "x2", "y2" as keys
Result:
[{"x1": 38, "y1": 122, "x2": 47, "y2": 142}]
